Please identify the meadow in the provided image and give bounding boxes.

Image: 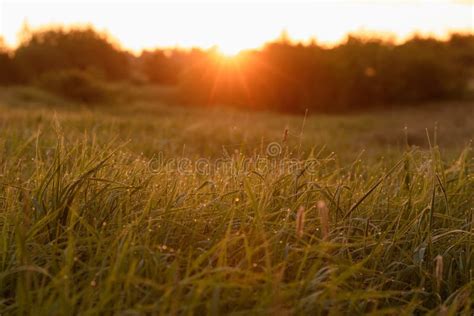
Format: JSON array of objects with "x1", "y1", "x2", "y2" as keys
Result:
[{"x1": 0, "y1": 86, "x2": 473, "y2": 314}]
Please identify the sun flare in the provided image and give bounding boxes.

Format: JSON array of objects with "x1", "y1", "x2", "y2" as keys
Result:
[{"x1": 217, "y1": 44, "x2": 243, "y2": 58}]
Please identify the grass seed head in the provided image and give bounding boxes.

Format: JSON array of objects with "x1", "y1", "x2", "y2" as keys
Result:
[
  {"x1": 434, "y1": 255, "x2": 444, "y2": 290},
  {"x1": 296, "y1": 206, "x2": 305, "y2": 238},
  {"x1": 282, "y1": 128, "x2": 289, "y2": 143},
  {"x1": 317, "y1": 200, "x2": 330, "y2": 240}
]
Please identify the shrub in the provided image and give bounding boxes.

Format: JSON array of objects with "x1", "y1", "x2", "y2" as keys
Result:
[
  {"x1": 0, "y1": 39, "x2": 18, "y2": 85},
  {"x1": 35, "y1": 69, "x2": 111, "y2": 103},
  {"x1": 177, "y1": 34, "x2": 474, "y2": 112},
  {"x1": 14, "y1": 27, "x2": 131, "y2": 82}
]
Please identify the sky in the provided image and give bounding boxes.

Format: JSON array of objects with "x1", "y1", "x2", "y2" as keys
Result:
[{"x1": 0, "y1": 0, "x2": 473, "y2": 54}]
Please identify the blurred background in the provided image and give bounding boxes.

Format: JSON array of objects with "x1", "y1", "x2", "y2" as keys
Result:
[{"x1": 0, "y1": 0, "x2": 472, "y2": 113}]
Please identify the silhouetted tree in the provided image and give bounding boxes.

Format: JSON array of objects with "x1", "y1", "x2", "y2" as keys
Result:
[
  {"x1": 3, "y1": 26, "x2": 473, "y2": 112},
  {"x1": 0, "y1": 38, "x2": 18, "y2": 85},
  {"x1": 139, "y1": 50, "x2": 184, "y2": 84},
  {"x1": 178, "y1": 33, "x2": 473, "y2": 112},
  {"x1": 14, "y1": 27, "x2": 131, "y2": 82}
]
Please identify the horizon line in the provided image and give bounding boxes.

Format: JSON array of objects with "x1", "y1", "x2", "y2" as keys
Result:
[{"x1": 2, "y1": 21, "x2": 473, "y2": 56}]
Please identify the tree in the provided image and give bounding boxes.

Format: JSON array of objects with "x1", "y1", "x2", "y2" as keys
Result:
[
  {"x1": 0, "y1": 37, "x2": 18, "y2": 85},
  {"x1": 14, "y1": 27, "x2": 131, "y2": 82}
]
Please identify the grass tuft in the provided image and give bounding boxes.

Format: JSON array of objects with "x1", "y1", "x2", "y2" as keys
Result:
[{"x1": 0, "y1": 97, "x2": 472, "y2": 314}]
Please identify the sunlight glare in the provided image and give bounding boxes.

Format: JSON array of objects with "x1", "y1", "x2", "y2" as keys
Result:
[
  {"x1": 217, "y1": 44, "x2": 242, "y2": 58},
  {"x1": 1, "y1": 1, "x2": 472, "y2": 51}
]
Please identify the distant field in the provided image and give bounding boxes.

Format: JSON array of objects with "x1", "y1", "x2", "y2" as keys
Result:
[
  {"x1": 1, "y1": 86, "x2": 473, "y2": 160},
  {"x1": 0, "y1": 87, "x2": 473, "y2": 314}
]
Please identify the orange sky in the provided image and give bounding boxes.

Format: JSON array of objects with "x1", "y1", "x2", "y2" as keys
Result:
[{"x1": 1, "y1": 0, "x2": 473, "y2": 54}]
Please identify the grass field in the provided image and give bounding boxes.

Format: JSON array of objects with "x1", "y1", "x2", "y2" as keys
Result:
[{"x1": 0, "y1": 86, "x2": 473, "y2": 314}]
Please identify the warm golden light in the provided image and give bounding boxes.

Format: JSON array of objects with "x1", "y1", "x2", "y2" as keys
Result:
[
  {"x1": 1, "y1": 1, "x2": 472, "y2": 52},
  {"x1": 217, "y1": 45, "x2": 243, "y2": 58}
]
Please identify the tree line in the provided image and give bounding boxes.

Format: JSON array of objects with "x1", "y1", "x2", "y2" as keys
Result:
[{"x1": 0, "y1": 26, "x2": 472, "y2": 112}]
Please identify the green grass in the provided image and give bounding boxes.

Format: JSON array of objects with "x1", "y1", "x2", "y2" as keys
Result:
[{"x1": 0, "y1": 87, "x2": 473, "y2": 314}]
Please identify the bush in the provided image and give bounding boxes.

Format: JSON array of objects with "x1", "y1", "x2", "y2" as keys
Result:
[
  {"x1": 35, "y1": 69, "x2": 111, "y2": 103},
  {"x1": 139, "y1": 50, "x2": 182, "y2": 85},
  {"x1": 0, "y1": 53, "x2": 18, "y2": 85},
  {"x1": 0, "y1": 39, "x2": 18, "y2": 85},
  {"x1": 177, "y1": 34, "x2": 474, "y2": 112},
  {"x1": 14, "y1": 27, "x2": 131, "y2": 82}
]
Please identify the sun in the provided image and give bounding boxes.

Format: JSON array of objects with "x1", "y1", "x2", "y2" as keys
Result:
[{"x1": 217, "y1": 44, "x2": 243, "y2": 57}]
